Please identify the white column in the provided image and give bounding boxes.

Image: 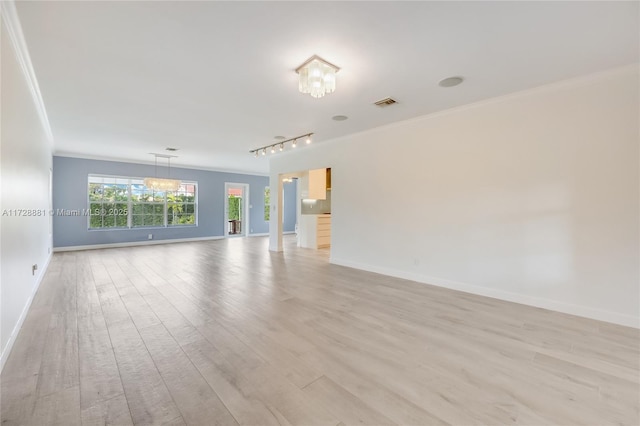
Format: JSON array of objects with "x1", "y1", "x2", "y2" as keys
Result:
[{"x1": 268, "y1": 173, "x2": 283, "y2": 252}]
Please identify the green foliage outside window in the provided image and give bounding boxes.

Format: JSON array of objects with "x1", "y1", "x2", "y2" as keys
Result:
[
  {"x1": 264, "y1": 187, "x2": 270, "y2": 221},
  {"x1": 228, "y1": 195, "x2": 241, "y2": 221},
  {"x1": 88, "y1": 177, "x2": 197, "y2": 229}
]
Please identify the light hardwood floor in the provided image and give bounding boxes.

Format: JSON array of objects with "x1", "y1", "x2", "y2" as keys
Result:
[{"x1": 1, "y1": 236, "x2": 638, "y2": 425}]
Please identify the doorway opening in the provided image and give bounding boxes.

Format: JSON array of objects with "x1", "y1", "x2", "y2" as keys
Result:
[
  {"x1": 224, "y1": 183, "x2": 249, "y2": 237},
  {"x1": 275, "y1": 168, "x2": 331, "y2": 254}
]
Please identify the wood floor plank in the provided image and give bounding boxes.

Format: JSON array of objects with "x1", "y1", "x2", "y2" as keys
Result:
[
  {"x1": 36, "y1": 301, "x2": 79, "y2": 398},
  {"x1": 31, "y1": 385, "x2": 81, "y2": 426},
  {"x1": 76, "y1": 262, "x2": 126, "y2": 411},
  {"x1": 80, "y1": 393, "x2": 134, "y2": 426},
  {"x1": 107, "y1": 321, "x2": 181, "y2": 425},
  {"x1": 138, "y1": 323, "x2": 239, "y2": 426},
  {"x1": 77, "y1": 302, "x2": 125, "y2": 411},
  {"x1": 2, "y1": 236, "x2": 638, "y2": 426},
  {"x1": 302, "y1": 375, "x2": 397, "y2": 426},
  {"x1": 180, "y1": 337, "x2": 291, "y2": 426}
]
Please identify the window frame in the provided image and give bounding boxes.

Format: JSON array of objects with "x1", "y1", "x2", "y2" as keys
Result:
[
  {"x1": 87, "y1": 174, "x2": 198, "y2": 231},
  {"x1": 264, "y1": 186, "x2": 270, "y2": 221}
]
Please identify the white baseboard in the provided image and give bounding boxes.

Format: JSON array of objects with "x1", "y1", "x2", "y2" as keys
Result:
[
  {"x1": 248, "y1": 232, "x2": 295, "y2": 237},
  {"x1": 330, "y1": 257, "x2": 639, "y2": 329},
  {"x1": 249, "y1": 231, "x2": 294, "y2": 238},
  {"x1": 54, "y1": 235, "x2": 225, "y2": 252},
  {"x1": 1, "y1": 252, "x2": 52, "y2": 372}
]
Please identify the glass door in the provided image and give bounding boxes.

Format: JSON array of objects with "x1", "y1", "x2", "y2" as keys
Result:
[{"x1": 224, "y1": 183, "x2": 248, "y2": 237}]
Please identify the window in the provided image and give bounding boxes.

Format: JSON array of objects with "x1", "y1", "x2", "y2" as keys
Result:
[
  {"x1": 88, "y1": 175, "x2": 197, "y2": 229},
  {"x1": 264, "y1": 187, "x2": 270, "y2": 221}
]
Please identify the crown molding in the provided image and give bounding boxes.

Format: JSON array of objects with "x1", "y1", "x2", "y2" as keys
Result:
[
  {"x1": 1, "y1": 0, "x2": 54, "y2": 142},
  {"x1": 53, "y1": 152, "x2": 270, "y2": 177}
]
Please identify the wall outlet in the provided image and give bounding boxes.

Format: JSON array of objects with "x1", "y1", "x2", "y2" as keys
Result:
[
  {"x1": 32, "y1": 264, "x2": 38, "y2": 276},
  {"x1": 148, "y1": 234, "x2": 153, "y2": 240}
]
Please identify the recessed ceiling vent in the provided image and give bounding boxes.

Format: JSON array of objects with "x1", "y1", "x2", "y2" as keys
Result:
[
  {"x1": 374, "y1": 97, "x2": 397, "y2": 107},
  {"x1": 165, "y1": 147, "x2": 179, "y2": 152}
]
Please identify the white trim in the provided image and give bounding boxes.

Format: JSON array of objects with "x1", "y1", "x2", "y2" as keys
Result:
[
  {"x1": 53, "y1": 236, "x2": 224, "y2": 252},
  {"x1": 248, "y1": 232, "x2": 293, "y2": 238},
  {"x1": 1, "y1": 0, "x2": 54, "y2": 143},
  {"x1": 1, "y1": 253, "x2": 52, "y2": 372},
  {"x1": 54, "y1": 153, "x2": 269, "y2": 177},
  {"x1": 224, "y1": 183, "x2": 250, "y2": 237},
  {"x1": 330, "y1": 256, "x2": 640, "y2": 329}
]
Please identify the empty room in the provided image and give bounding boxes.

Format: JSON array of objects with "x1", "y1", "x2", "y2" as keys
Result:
[{"x1": 1, "y1": 1, "x2": 638, "y2": 425}]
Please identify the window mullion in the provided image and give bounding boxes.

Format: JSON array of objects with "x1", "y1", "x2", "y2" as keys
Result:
[{"x1": 127, "y1": 180, "x2": 132, "y2": 229}]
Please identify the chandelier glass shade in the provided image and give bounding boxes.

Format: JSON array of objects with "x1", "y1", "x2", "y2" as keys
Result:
[
  {"x1": 143, "y1": 177, "x2": 181, "y2": 192},
  {"x1": 144, "y1": 154, "x2": 181, "y2": 191},
  {"x1": 296, "y1": 55, "x2": 339, "y2": 99}
]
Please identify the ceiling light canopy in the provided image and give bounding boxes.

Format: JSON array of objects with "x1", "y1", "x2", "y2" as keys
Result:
[
  {"x1": 144, "y1": 154, "x2": 181, "y2": 191},
  {"x1": 296, "y1": 55, "x2": 339, "y2": 99}
]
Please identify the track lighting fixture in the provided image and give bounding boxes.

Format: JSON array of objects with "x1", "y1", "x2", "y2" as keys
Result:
[{"x1": 250, "y1": 133, "x2": 313, "y2": 157}]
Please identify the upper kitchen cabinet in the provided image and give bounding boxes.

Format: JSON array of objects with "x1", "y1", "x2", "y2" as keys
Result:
[{"x1": 308, "y1": 168, "x2": 327, "y2": 200}]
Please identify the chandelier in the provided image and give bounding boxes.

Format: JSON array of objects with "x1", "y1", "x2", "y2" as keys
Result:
[
  {"x1": 144, "y1": 154, "x2": 181, "y2": 191},
  {"x1": 296, "y1": 55, "x2": 339, "y2": 99}
]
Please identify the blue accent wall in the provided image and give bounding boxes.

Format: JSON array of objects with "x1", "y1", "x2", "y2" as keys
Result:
[
  {"x1": 52, "y1": 156, "x2": 274, "y2": 247},
  {"x1": 283, "y1": 179, "x2": 297, "y2": 232}
]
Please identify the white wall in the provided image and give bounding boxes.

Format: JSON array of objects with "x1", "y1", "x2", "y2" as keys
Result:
[
  {"x1": 270, "y1": 65, "x2": 639, "y2": 327},
  {"x1": 1, "y1": 6, "x2": 53, "y2": 369}
]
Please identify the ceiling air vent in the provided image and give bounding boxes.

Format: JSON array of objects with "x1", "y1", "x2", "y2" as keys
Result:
[
  {"x1": 165, "y1": 147, "x2": 179, "y2": 152},
  {"x1": 374, "y1": 97, "x2": 398, "y2": 107}
]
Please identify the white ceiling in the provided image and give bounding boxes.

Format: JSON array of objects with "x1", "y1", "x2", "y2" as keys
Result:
[{"x1": 15, "y1": 1, "x2": 639, "y2": 174}]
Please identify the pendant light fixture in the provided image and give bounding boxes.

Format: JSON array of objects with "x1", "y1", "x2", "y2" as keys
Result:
[{"x1": 144, "y1": 153, "x2": 181, "y2": 191}]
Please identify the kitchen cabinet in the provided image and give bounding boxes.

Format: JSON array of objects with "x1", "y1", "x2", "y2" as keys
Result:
[
  {"x1": 308, "y1": 168, "x2": 327, "y2": 200},
  {"x1": 316, "y1": 215, "x2": 331, "y2": 248}
]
